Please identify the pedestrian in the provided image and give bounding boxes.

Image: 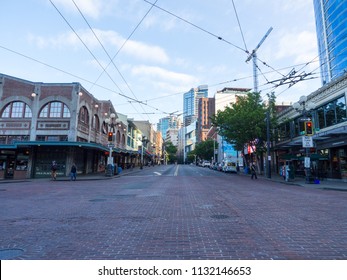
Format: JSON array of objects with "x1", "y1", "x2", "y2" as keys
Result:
[
  {"x1": 51, "y1": 161, "x2": 57, "y2": 180},
  {"x1": 251, "y1": 163, "x2": 257, "y2": 179},
  {"x1": 70, "y1": 163, "x2": 77, "y2": 181}
]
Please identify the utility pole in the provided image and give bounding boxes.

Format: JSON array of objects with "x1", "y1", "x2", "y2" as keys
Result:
[{"x1": 246, "y1": 27, "x2": 273, "y2": 93}]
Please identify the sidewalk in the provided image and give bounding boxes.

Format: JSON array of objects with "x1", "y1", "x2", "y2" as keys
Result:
[
  {"x1": 257, "y1": 172, "x2": 347, "y2": 191},
  {"x1": 1, "y1": 165, "x2": 347, "y2": 191},
  {"x1": 0, "y1": 165, "x2": 144, "y2": 184}
]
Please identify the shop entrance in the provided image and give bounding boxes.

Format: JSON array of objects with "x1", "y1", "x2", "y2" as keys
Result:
[{"x1": 5, "y1": 155, "x2": 15, "y2": 179}]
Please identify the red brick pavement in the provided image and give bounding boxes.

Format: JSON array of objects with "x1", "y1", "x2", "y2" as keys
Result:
[{"x1": 1, "y1": 165, "x2": 347, "y2": 260}]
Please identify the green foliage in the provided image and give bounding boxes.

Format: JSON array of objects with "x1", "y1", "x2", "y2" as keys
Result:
[
  {"x1": 194, "y1": 139, "x2": 218, "y2": 161},
  {"x1": 165, "y1": 141, "x2": 177, "y2": 163},
  {"x1": 212, "y1": 92, "x2": 275, "y2": 155}
]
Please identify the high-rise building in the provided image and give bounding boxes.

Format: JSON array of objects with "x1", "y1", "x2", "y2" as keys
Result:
[
  {"x1": 157, "y1": 115, "x2": 181, "y2": 141},
  {"x1": 197, "y1": 97, "x2": 215, "y2": 142},
  {"x1": 183, "y1": 85, "x2": 208, "y2": 126},
  {"x1": 313, "y1": 0, "x2": 347, "y2": 85}
]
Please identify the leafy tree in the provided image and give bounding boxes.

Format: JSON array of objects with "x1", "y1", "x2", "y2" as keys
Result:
[
  {"x1": 165, "y1": 141, "x2": 177, "y2": 163},
  {"x1": 212, "y1": 92, "x2": 268, "y2": 156},
  {"x1": 187, "y1": 150, "x2": 196, "y2": 164},
  {"x1": 194, "y1": 139, "x2": 217, "y2": 161}
]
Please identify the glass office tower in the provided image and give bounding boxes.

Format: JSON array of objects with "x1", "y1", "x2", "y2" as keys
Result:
[
  {"x1": 313, "y1": 0, "x2": 347, "y2": 85},
  {"x1": 183, "y1": 85, "x2": 208, "y2": 127}
]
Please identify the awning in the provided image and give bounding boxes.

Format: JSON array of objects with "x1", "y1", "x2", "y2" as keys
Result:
[
  {"x1": 279, "y1": 153, "x2": 328, "y2": 161},
  {"x1": 2, "y1": 141, "x2": 110, "y2": 152}
]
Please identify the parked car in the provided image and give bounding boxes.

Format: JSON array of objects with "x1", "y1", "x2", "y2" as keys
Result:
[{"x1": 202, "y1": 160, "x2": 210, "y2": 167}]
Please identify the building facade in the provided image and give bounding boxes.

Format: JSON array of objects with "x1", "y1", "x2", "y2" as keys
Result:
[
  {"x1": 197, "y1": 97, "x2": 215, "y2": 142},
  {"x1": 0, "y1": 73, "x2": 151, "y2": 179},
  {"x1": 313, "y1": 0, "x2": 347, "y2": 85},
  {"x1": 275, "y1": 72, "x2": 347, "y2": 180}
]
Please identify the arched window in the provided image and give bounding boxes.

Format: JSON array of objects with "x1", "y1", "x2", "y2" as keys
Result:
[
  {"x1": 92, "y1": 114, "x2": 100, "y2": 131},
  {"x1": 39, "y1": 102, "x2": 70, "y2": 118},
  {"x1": 1, "y1": 101, "x2": 32, "y2": 118},
  {"x1": 78, "y1": 106, "x2": 89, "y2": 124}
]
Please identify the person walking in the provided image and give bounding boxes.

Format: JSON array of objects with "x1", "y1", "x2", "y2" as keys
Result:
[
  {"x1": 51, "y1": 161, "x2": 57, "y2": 180},
  {"x1": 70, "y1": 163, "x2": 77, "y2": 181},
  {"x1": 251, "y1": 163, "x2": 257, "y2": 179}
]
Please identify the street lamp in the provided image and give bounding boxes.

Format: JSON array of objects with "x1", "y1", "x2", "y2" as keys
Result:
[
  {"x1": 105, "y1": 113, "x2": 117, "y2": 166},
  {"x1": 140, "y1": 136, "x2": 149, "y2": 169},
  {"x1": 292, "y1": 95, "x2": 315, "y2": 183}
]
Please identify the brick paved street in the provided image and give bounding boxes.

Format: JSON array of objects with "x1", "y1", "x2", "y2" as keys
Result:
[{"x1": 1, "y1": 165, "x2": 347, "y2": 260}]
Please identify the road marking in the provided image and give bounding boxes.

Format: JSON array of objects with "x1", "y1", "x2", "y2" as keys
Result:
[
  {"x1": 174, "y1": 165, "x2": 179, "y2": 176},
  {"x1": 154, "y1": 172, "x2": 161, "y2": 176}
]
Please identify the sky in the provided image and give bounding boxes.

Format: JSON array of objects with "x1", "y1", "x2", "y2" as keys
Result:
[{"x1": 0, "y1": 0, "x2": 322, "y2": 126}]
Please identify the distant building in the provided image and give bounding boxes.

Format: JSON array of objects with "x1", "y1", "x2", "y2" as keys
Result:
[
  {"x1": 157, "y1": 115, "x2": 181, "y2": 141},
  {"x1": 197, "y1": 97, "x2": 215, "y2": 142},
  {"x1": 183, "y1": 85, "x2": 208, "y2": 127},
  {"x1": 214, "y1": 87, "x2": 250, "y2": 114},
  {"x1": 313, "y1": 0, "x2": 347, "y2": 85}
]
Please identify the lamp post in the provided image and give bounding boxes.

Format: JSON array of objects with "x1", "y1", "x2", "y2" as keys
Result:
[
  {"x1": 292, "y1": 95, "x2": 315, "y2": 183},
  {"x1": 105, "y1": 113, "x2": 116, "y2": 166},
  {"x1": 140, "y1": 136, "x2": 149, "y2": 169}
]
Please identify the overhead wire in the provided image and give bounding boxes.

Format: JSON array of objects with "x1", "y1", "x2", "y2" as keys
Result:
[
  {"x1": 0, "y1": 43, "x2": 172, "y2": 114},
  {"x1": 142, "y1": 0, "x2": 247, "y2": 54},
  {"x1": 71, "y1": 0, "x2": 157, "y2": 123},
  {"x1": 48, "y1": 0, "x2": 170, "y2": 117},
  {"x1": 231, "y1": 0, "x2": 248, "y2": 52}
]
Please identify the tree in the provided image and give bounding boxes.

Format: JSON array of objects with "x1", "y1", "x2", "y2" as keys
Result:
[
  {"x1": 194, "y1": 139, "x2": 217, "y2": 161},
  {"x1": 211, "y1": 92, "x2": 268, "y2": 156},
  {"x1": 165, "y1": 141, "x2": 177, "y2": 163}
]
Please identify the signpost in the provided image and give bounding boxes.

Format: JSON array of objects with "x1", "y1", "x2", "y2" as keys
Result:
[{"x1": 302, "y1": 136, "x2": 313, "y2": 148}]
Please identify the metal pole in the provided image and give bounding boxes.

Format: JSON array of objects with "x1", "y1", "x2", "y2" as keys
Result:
[
  {"x1": 141, "y1": 142, "x2": 144, "y2": 169},
  {"x1": 266, "y1": 110, "x2": 271, "y2": 178}
]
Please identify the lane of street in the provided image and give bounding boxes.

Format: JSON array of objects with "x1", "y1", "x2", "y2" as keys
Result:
[{"x1": 1, "y1": 164, "x2": 346, "y2": 260}]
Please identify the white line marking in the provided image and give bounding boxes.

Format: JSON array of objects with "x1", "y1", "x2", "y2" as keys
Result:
[{"x1": 174, "y1": 165, "x2": 179, "y2": 176}]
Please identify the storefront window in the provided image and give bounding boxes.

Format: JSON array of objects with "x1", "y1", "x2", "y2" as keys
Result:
[
  {"x1": 316, "y1": 95, "x2": 346, "y2": 129},
  {"x1": 336, "y1": 96, "x2": 347, "y2": 123},
  {"x1": 16, "y1": 154, "x2": 29, "y2": 170}
]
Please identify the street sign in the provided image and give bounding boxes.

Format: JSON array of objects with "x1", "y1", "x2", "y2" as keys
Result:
[
  {"x1": 302, "y1": 136, "x2": 313, "y2": 148},
  {"x1": 107, "y1": 144, "x2": 115, "y2": 148},
  {"x1": 299, "y1": 117, "x2": 311, "y2": 122}
]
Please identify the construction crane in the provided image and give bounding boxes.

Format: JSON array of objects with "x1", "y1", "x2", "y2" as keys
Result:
[{"x1": 246, "y1": 27, "x2": 273, "y2": 93}]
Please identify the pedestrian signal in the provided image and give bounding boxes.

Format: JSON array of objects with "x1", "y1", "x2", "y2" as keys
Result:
[
  {"x1": 304, "y1": 121, "x2": 313, "y2": 136},
  {"x1": 108, "y1": 132, "x2": 113, "y2": 141}
]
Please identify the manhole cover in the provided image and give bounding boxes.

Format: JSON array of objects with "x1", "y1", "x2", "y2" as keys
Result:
[
  {"x1": 0, "y1": 249, "x2": 24, "y2": 259},
  {"x1": 89, "y1": 198, "x2": 107, "y2": 202},
  {"x1": 211, "y1": 214, "x2": 230, "y2": 219}
]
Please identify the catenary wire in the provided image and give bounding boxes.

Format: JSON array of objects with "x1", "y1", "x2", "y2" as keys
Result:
[
  {"x1": 142, "y1": 0, "x2": 247, "y2": 54},
  {"x1": 71, "y1": 0, "x2": 157, "y2": 123}
]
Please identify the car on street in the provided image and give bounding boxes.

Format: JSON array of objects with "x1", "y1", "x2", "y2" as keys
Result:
[{"x1": 222, "y1": 160, "x2": 238, "y2": 173}]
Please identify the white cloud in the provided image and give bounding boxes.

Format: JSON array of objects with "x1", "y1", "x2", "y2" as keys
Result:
[
  {"x1": 131, "y1": 65, "x2": 199, "y2": 87},
  {"x1": 275, "y1": 31, "x2": 318, "y2": 64},
  {"x1": 52, "y1": 0, "x2": 110, "y2": 19},
  {"x1": 28, "y1": 28, "x2": 170, "y2": 64}
]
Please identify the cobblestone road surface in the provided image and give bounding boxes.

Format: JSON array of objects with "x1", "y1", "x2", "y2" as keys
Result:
[{"x1": 1, "y1": 165, "x2": 347, "y2": 260}]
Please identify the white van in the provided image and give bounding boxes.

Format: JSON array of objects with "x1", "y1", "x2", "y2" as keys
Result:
[{"x1": 222, "y1": 160, "x2": 237, "y2": 173}]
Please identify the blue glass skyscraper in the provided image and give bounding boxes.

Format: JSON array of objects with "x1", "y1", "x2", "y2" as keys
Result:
[
  {"x1": 313, "y1": 0, "x2": 347, "y2": 84},
  {"x1": 183, "y1": 85, "x2": 208, "y2": 126}
]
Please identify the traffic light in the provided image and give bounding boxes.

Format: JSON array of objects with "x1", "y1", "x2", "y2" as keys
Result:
[
  {"x1": 304, "y1": 121, "x2": 313, "y2": 136},
  {"x1": 108, "y1": 132, "x2": 113, "y2": 141}
]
